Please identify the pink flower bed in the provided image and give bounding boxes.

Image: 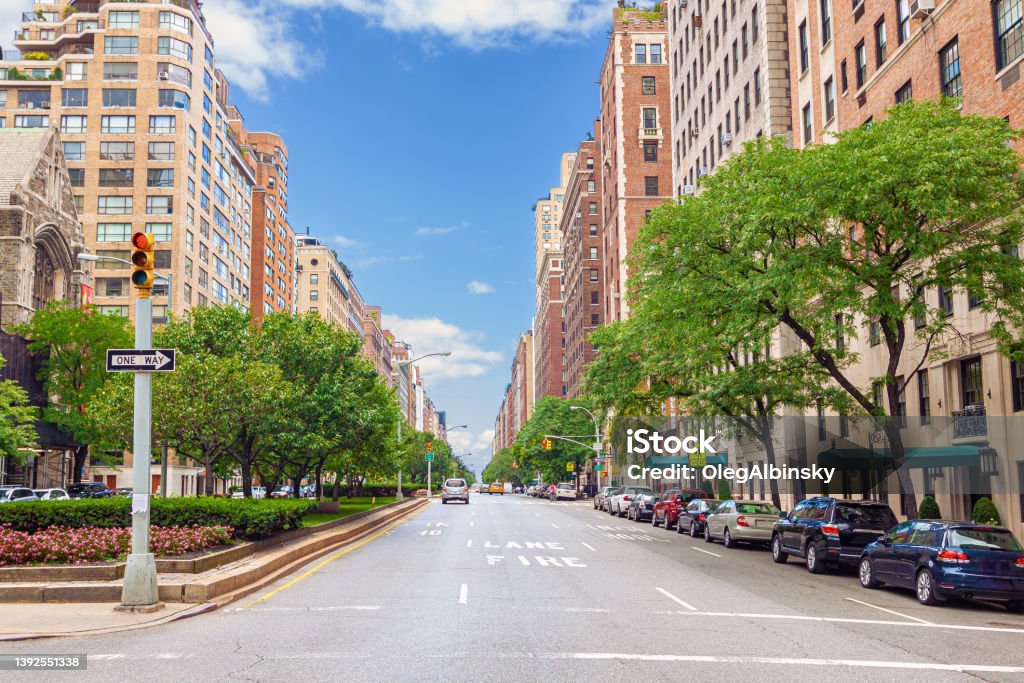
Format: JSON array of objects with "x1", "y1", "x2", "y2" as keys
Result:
[{"x1": 0, "y1": 524, "x2": 233, "y2": 566}]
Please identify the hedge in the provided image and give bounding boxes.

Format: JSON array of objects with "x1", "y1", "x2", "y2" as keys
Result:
[
  {"x1": 972, "y1": 497, "x2": 1002, "y2": 526},
  {"x1": 918, "y1": 495, "x2": 941, "y2": 520},
  {"x1": 0, "y1": 498, "x2": 317, "y2": 540}
]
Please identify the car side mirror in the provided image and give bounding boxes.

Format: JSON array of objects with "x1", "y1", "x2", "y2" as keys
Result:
[
  {"x1": 778, "y1": 511, "x2": 787, "y2": 518},
  {"x1": 878, "y1": 534, "x2": 888, "y2": 544}
]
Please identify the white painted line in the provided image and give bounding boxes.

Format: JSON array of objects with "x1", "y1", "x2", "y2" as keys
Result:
[
  {"x1": 535, "y1": 513, "x2": 540, "y2": 517},
  {"x1": 552, "y1": 523, "x2": 560, "y2": 529},
  {"x1": 459, "y1": 584, "x2": 468, "y2": 605},
  {"x1": 518, "y1": 556, "x2": 530, "y2": 566},
  {"x1": 466, "y1": 540, "x2": 472, "y2": 548},
  {"x1": 565, "y1": 608, "x2": 609, "y2": 613},
  {"x1": 690, "y1": 546, "x2": 722, "y2": 558},
  {"x1": 652, "y1": 610, "x2": 1024, "y2": 634},
  {"x1": 655, "y1": 587, "x2": 697, "y2": 611},
  {"x1": 243, "y1": 606, "x2": 382, "y2": 612},
  {"x1": 582, "y1": 542, "x2": 597, "y2": 552},
  {"x1": 470, "y1": 522, "x2": 475, "y2": 527},
  {"x1": 844, "y1": 597, "x2": 933, "y2": 625},
  {"x1": 563, "y1": 653, "x2": 1024, "y2": 673}
]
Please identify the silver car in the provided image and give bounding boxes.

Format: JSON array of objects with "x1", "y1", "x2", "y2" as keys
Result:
[
  {"x1": 704, "y1": 499, "x2": 782, "y2": 548},
  {"x1": 608, "y1": 486, "x2": 654, "y2": 517},
  {"x1": 34, "y1": 488, "x2": 70, "y2": 501},
  {"x1": 441, "y1": 478, "x2": 469, "y2": 504},
  {"x1": 594, "y1": 486, "x2": 615, "y2": 510},
  {"x1": 0, "y1": 487, "x2": 40, "y2": 503}
]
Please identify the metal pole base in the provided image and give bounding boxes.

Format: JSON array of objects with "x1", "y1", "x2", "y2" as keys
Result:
[
  {"x1": 396, "y1": 470, "x2": 404, "y2": 502},
  {"x1": 120, "y1": 553, "x2": 160, "y2": 607}
]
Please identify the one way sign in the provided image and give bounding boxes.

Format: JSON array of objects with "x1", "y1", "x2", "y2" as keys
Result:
[{"x1": 106, "y1": 349, "x2": 177, "y2": 373}]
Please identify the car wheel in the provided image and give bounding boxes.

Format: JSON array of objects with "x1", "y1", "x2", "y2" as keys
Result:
[
  {"x1": 651, "y1": 513, "x2": 660, "y2": 528},
  {"x1": 704, "y1": 525, "x2": 714, "y2": 543},
  {"x1": 806, "y1": 541, "x2": 826, "y2": 574},
  {"x1": 771, "y1": 535, "x2": 788, "y2": 564},
  {"x1": 859, "y1": 557, "x2": 880, "y2": 589},
  {"x1": 442, "y1": 499, "x2": 447, "y2": 504},
  {"x1": 689, "y1": 521, "x2": 698, "y2": 538},
  {"x1": 723, "y1": 528, "x2": 736, "y2": 548},
  {"x1": 916, "y1": 568, "x2": 943, "y2": 606},
  {"x1": 1006, "y1": 600, "x2": 1024, "y2": 614},
  {"x1": 676, "y1": 519, "x2": 685, "y2": 534}
]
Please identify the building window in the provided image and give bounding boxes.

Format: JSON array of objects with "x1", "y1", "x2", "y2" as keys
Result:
[
  {"x1": 96, "y1": 223, "x2": 132, "y2": 241},
  {"x1": 158, "y1": 89, "x2": 190, "y2": 110},
  {"x1": 61, "y1": 88, "x2": 88, "y2": 108},
  {"x1": 108, "y1": 11, "x2": 139, "y2": 28},
  {"x1": 62, "y1": 142, "x2": 85, "y2": 161},
  {"x1": 68, "y1": 168, "x2": 85, "y2": 187},
  {"x1": 802, "y1": 103, "x2": 813, "y2": 146},
  {"x1": 65, "y1": 62, "x2": 88, "y2": 81},
  {"x1": 643, "y1": 141, "x2": 658, "y2": 162},
  {"x1": 159, "y1": 10, "x2": 193, "y2": 35},
  {"x1": 149, "y1": 115, "x2": 177, "y2": 135},
  {"x1": 855, "y1": 41, "x2": 867, "y2": 88},
  {"x1": 99, "y1": 169, "x2": 133, "y2": 187},
  {"x1": 636, "y1": 44, "x2": 647, "y2": 64},
  {"x1": 798, "y1": 21, "x2": 809, "y2": 73},
  {"x1": 102, "y1": 88, "x2": 136, "y2": 108},
  {"x1": 98, "y1": 196, "x2": 132, "y2": 214},
  {"x1": 913, "y1": 279, "x2": 926, "y2": 329},
  {"x1": 938, "y1": 285, "x2": 954, "y2": 317},
  {"x1": 995, "y1": 0, "x2": 1024, "y2": 69},
  {"x1": 960, "y1": 357, "x2": 984, "y2": 408},
  {"x1": 148, "y1": 141, "x2": 174, "y2": 161},
  {"x1": 158, "y1": 63, "x2": 191, "y2": 87},
  {"x1": 820, "y1": 0, "x2": 832, "y2": 44},
  {"x1": 60, "y1": 115, "x2": 87, "y2": 134},
  {"x1": 587, "y1": 180, "x2": 596, "y2": 193},
  {"x1": 588, "y1": 202, "x2": 597, "y2": 215},
  {"x1": 835, "y1": 313, "x2": 845, "y2": 352},
  {"x1": 642, "y1": 76, "x2": 656, "y2": 95},
  {"x1": 1012, "y1": 360, "x2": 1024, "y2": 411},
  {"x1": 589, "y1": 247, "x2": 598, "y2": 259},
  {"x1": 158, "y1": 36, "x2": 193, "y2": 62},
  {"x1": 895, "y1": 79, "x2": 913, "y2": 103},
  {"x1": 147, "y1": 169, "x2": 175, "y2": 188},
  {"x1": 897, "y1": 0, "x2": 910, "y2": 44},
  {"x1": 752, "y1": 4, "x2": 760, "y2": 42},
  {"x1": 875, "y1": 18, "x2": 887, "y2": 66},
  {"x1": 869, "y1": 316, "x2": 880, "y2": 346},
  {"x1": 642, "y1": 107, "x2": 658, "y2": 129},
  {"x1": 824, "y1": 76, "x2": 836, "y2": 122},
  {"x1": 591, "y1": 291, "x2": 599, "y2": 305},
  {"x1": 895, "y1": 375, "x2": 907, "y2": 428},
  {"x1": 817, "y1": 402, "x2": 826, "y2": 441},
  {"x1": 650, "y1": 44, "x2": 662, "y2": 64},
  {"x1": 644, "y1": 176, "x2": 659, "y2": 196},
  {"x1": 100, "y1": 141, "x2": 134, "y2": 161},
  {"x1": 589, "y1": 269, "x2": 598, "y2": 282},
  {"x1": 918, "y1": 370, "x2": 931, "y2": 424},
  {"x1": 310, "y1": 274, "x2": 319, "y2": 284},
  {"x1": 840, "y1": 59, "x2": 849, "y2": 92},
  {"x1": 100, "y1": 115, "x2": 135, "y2": 134},
  {"x1": 103, "y1": 62, "x2": 137, "y2": 81},
  {"x1": 104, "y1": 36, "x2": 138, "y2": 55},
  {"x1": 147, "y1": 223, "x2": 172, "y2": 241},
  {"x1": 940, "y1": 38, "x2": 961, "y2": 98},
  {"x1": 146, "y1": 196, "x2": 174, "y2": 215},
  {"x1": 754, "y1": 68, "x2": 762, "y2": 105}
]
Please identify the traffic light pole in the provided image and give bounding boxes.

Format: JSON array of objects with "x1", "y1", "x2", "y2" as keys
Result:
[{"x1": 119, "y1": 295, "x2": 160, "y2": 609}]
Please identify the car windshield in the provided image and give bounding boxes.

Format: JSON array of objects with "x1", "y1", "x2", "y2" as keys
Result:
[
  {"x1": 735, "y1": 503, "x2": 780, "y2": 515},
  {"x1": 626, "y1": 487, "x2": 653, "y2": 495},
  {"x1": 446, "y1": 480, "x2": 465, "y2": 487},
  {"x1": 0, "y1": 489, "x2": 12, "y2": 501},
  {"x1": 948, "y1": 528, "x2": 1023, "y2": 551},
  {"x1": 558, "y1": 484, "x2": 573, "y2": 490},
  {"x1": 835, "y1": 504, "x2": 896, "y2": 527}
]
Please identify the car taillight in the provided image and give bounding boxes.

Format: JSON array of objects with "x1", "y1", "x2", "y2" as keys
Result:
[
  {"x1": 698, "y1": 513, "x2": 706, "y2": 522},
  {"x1": 736, "y1": 515, "x2": 749, "y2": 527},
  {"x1": 1015, "y1": 557, "x2": 1024, "y2": 568},
  {"x1": 623, "y1": 496, "x2": 631, "y2": 501},
  {"x1": 937, "y1": 549, "x2": 970, "y2": 564},
  {"x1": 821, "y1": 525, "x2": 840, "y2": 537}
]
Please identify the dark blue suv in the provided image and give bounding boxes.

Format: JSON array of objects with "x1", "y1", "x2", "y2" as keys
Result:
[
  {"x1": 771, "y1": 497, "x2": 898, "y2": 573},
  {"x1": 859, "y1": 521, "x2": 1024, "y2": 610}
]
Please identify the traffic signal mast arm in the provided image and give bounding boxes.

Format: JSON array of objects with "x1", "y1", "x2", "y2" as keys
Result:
[{"x1": 543, "y1": 434, "x2": 602, "y2": 452}]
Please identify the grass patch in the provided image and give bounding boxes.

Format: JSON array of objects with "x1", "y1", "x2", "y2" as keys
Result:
[{"x1": 301, "y1": 497, "x2": 393, "y2": 527}]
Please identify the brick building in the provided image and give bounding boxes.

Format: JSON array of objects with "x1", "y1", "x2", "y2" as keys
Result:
[
  {"x1": 670, "y1": 0, "x2": 792, "y2": 194},
  {"x1": 599, "y1": 6, "x2": 674, "y2": 323},
  {"x1": 560, "y1": 133, "x2": 604, "y2": 399},
  {"x1": 533, "y1": 250, "x2": 565, "y2": 398},
  {"x1": 0, "y1": 127, "x2": 88, "y2": 326}
]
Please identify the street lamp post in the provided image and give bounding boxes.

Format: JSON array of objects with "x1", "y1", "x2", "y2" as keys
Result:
[
  {"x1": 79, "y1": 254, "x2": 173, "y2": 499},
  {"x1": 395, "y1": 352, "x2": 452, "y2": 501},
  {"x1": 570, "y1": 406, "x2": 603, "y2": 498},
  {"x1": 433, "y1": 425, "x2": 466, "y2": 498}
]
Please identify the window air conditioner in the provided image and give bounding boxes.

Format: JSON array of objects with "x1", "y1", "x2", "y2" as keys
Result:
[
  {"x1": 909, "y1": 0, "x2": 935, "y2": 19},
  {"x1": 697, "y1": 167, "x2": 709, "y2": 177},
  {"x1": 721, "y1": 133, "x2": 733, "y2": 145},
  {"x1": 158, "y1": 71, "x2": 169, "y2": 80},
  {"x1": 679, "y1": 0, "x2": 688, "y2": 6},
  {"x1": 682, "y1": 185, "x2": 695, "y2": 195}
]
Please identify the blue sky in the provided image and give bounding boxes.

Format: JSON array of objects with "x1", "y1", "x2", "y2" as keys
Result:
[{"x1": 200, "y1": 1, "x2": 619, "y2": 477}]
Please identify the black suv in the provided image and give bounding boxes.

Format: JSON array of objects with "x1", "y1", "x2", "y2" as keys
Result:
[
  {"x1": 771, "y1": 497, "x2": 897, "y2": 573},
  {"x1": 66, "y1": 482, "x2": 113, "y2": 499}
]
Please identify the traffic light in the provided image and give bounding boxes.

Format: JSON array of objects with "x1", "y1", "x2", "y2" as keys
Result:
[
  {"x1": 426, "y1": 440, "x2": 433, "y2": 453},
  {"x1": 130, "y1": 231, "x2": 156, "y2": 295},
  {"x1": 541, "y1": 438, "x2": 552, "y2": 451}
]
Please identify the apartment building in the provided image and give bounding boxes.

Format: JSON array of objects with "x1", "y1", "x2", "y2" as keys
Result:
[
  {"x1": 599, "y1": 6, "x2": 674, "y2": 322},
  {"x1": 669, "y1": 0, "x2": 791, "y2": 193},
  {"x1": 492, "y1": 330, "x2": 534, "y2": 452},
  {"x1": 533, "y1": 152, "x2": 576, "y2": 299},
  {"x1": 294, "y1": 234, "x2": 364, "y2": 335},
  {"x1": 230, "y1": 117, "x2": 295, "y2": 317},
  {"x1": 533, "y1": 249, "x2": 565, "y2": 399},
  {"x1": 361, "y1": 304, "x2": 393, "y2": 387},
  {"x1": 560, "y1": 133, "x2": 604, "y2": 399},
  {"x1": 1, "y1": 0, "x2": 258, "y2": 320}
]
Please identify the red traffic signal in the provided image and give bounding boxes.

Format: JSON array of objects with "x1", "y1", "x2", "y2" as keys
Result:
[
  {"x1": 130, "y1": 231, "x2": 155, "y2": 291},
  {"x1": 426, "y1": 440, "x2": 433, "y2": 453}
]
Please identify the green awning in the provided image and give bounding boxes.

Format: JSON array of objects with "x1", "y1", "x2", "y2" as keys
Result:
[
  {"x1": 817, "y1": 446, "x2": 981, "y2": 470},
  {"x1": 643, "y1": 454, "x2": 729, "y2": 468}
]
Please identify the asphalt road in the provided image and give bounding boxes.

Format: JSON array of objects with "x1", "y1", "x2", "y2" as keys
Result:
[{"x1": 5, "y1": 494, "x2": 1024, "y2": 682}]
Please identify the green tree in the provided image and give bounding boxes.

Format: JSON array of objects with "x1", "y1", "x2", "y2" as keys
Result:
[
  {"x1": 15, "y1": 303, "x2": 132, "y2": 481},
  {"x1": 633, "y1": 100, "x2": 1024, "y2": 517},
  {"x1": 0, "y1": 356, "x2": 38, "y2": 462},
  {"x1": 512, "y1": 396, "x2": 598, "y2": 486}
]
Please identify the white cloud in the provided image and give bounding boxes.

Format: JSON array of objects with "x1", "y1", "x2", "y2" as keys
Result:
[
  {"x1": 355, "y1": 254, "x2": 422, "y2": 269},
  {"x1": 203, "y1": 0, "x2": 315, "y2": 101},
  {"x1": 467, "y1": 280, "x2": 496, "y2": 295},
  {"x1": 332, "y1": 235, "x2": 361, "y2": 248},
  {"x1": 447, "y1": 428, "x2": 495, "y2": 460},
  {"x1": 382, "y1": 314, "x2": 503, "y2": 380},
  {"x1": 280, "y1": 0, "x2": 618, "y2": 49},
  {"x1": 416, "y1": 226, "x2": 460, "y2": 237}
]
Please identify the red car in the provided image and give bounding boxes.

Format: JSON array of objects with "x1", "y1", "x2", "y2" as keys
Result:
[{"x1": 651, "y1": 489, "x2": 709, "y2": 530}]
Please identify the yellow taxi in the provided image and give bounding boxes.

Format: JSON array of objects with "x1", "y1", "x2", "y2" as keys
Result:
[{"x1": 488, "y1": 481, "x2": 504, "y2": 495}]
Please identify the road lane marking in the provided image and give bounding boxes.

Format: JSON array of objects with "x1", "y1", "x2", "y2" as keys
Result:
[
  {"x1": 656, "y1": 587, "x2": 697, "y2": 611},
  {"x1": 563, "y1": 653, "x2": 1024, "y2": 673},
  {"x1": 459, "y1": 584, "x2": 468, "y2": 605},
  {"x1": 582, "y1": 543, "x2": 597, "y2": 552},
  {"x1": 552, "y1": 524, "x2": 560, "y2": 529},
  {"x1": 239, "y1": 606, "x2": 381, "y2": 613},
  {"x1": 245, "y1": 503, "x2": 429, "y2": 607},
  {"x1": 470, "y1": 522, "x2": 475, "y2": 527},
  {"x1": 690, "y1": 546, "x2": 722, "y2": 558},
  {"x1": 844, "y1": 597, "x2": 933, "y2": 625},
  {"x1": 466, "y1": 540, "x2": 472, "y2": 548},
  {"x1": 565, "y1": 608, "x2": 609, "y2": 613},
  {"x1": 651, "y1": 610, "x2": 1024, "y2": 634}
]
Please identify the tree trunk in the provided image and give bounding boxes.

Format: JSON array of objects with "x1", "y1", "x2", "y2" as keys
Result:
[
  {"x1": 72, "y1": 445, "x2": 88, "y2": 483},
  {"x1": 203, "y1": 456, "x2": 216, "y2": 497},
  {"x1": 240, "y1": 459, "x2": 253, "y2": 498},
  {"x1": 885, "y1": 421, "x2": 917, "y2": 519},
  {"x1": 314, "y1": 463, "x2": 323, "y2": 500},
  {"x1": 761, "y1": 422, "x2": 783, "y2": 510}
]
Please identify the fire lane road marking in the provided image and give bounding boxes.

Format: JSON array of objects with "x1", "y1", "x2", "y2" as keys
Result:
[
  {"x1": 655, "y1": 587, "x2": 697, "y2": 611},
  {"x1": 843, "y1": 597, "x2": 933, "y2": 625},
  {"x1": 650, "y1": 609, "x2": 1024, "y2": 634}
]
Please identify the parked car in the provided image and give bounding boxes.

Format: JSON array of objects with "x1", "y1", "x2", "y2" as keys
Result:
[
  {"x1": 488, "y1": 481, "x2": 504, "y2": 495},
  {"x1": 270, "y1": 486, "x2": 295, "y2": 499},
  {"x1": 33, "y1": 488, "x2": 70, "y2": 501},
  {"x1": 231, "y1": 486, "x2": 267, "y2": 499},
  {"x1": 0, "y1": 487, "x2": 40, "y2": 503},
  {"x1": 652, "y1": 488, "x2": 710, "y2": 529},
  {"x1": 704, "y1": 499, "x2": 782, "y2": 548},
  {"x1": 66, "y1": 482, "x2": 113, "y2": 499},
  {"x1": 551, "y1": 483, "x2": 577, "y2": 501},
  {"x1": 594, "y1": 486, "x2": 615, "y2": 511},
  {"x1": 676, "y1": 498, "x2": 723, "y2": 537},
  {"x1": 441, "y1": 478, "x2": 470, "y2": 504},
  {"x1": 608, "y1": 486, "x2": 654, "y2": 517},
  {"x1": 112, "y1": 487, "x2": 133, "y2": 498},
  {"x1": 859, "y1": 521, "x2": 1024, "y2": 610},
  {"x1": 771, "y1": 497, "x2": 898, "y2": 573},
  {"x1": 627, "y1": 492, "x2": 659, "y2": 522}
]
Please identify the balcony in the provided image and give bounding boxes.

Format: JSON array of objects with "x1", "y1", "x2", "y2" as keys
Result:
[
  {"x1": 640, "y1": 127, "x2": 663, "y2": 142},
  {"x1": 953, "y1": 403, "x2": 987, "y2": 440}
]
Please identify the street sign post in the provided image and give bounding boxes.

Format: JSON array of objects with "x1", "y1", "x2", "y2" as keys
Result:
[
  {"x1": 107, "y1": 349, "x2": 176, "y2": 373},
  {"x1": 425, "y1": 453, "x2": 434, "y2": 462}
]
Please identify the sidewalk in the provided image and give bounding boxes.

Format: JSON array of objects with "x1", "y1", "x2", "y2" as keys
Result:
[{"x1": 0, "y1": 602, "x2": 205, "y2": 640}]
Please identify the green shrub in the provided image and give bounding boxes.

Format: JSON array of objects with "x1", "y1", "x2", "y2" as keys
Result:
[
  {"x1": 971, "y1": 497, "x2": 1002, "y2": 525},
  {"x1": 717, "y1": 478, "x2": 732, "y2": 500},
  {"x1": 918, "y1": 495, "x2": 941, "y2": 519},
  {"x1": 0, "y1": 498, "x2": 316, "y2": 540}
]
